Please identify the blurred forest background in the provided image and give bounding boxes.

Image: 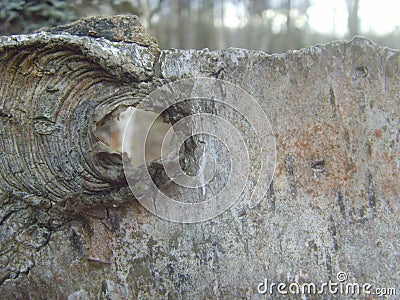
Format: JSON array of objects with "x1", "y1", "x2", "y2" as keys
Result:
[{"x1": 0, "y1": 0, "x2": 399, "y2": 53}]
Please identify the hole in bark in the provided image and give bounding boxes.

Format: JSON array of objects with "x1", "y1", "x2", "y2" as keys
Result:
[
  {"x1": 310, "y1": 158, "x2": 326, "y2": 177},
  {"x1": 356, "y1": 66, "x2": 368, "y2": 77},
  {"x1": 95, "y1": 107, "x2": 173, "y2": 167}
]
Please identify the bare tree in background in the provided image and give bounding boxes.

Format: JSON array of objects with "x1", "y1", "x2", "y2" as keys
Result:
[
  {"x1": 1, "y1": 0, "x2": 399, "y2": 52},
  {"x1": 346, "y1": 0, "x2": 360, "y2": 37},
  {"x1": 285, "y1": 0, "x2": 292, "y2": 49}
]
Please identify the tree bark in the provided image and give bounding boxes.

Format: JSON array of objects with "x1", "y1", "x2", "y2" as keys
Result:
[{"x1": 0, "y1": 15, "x2": 399, "y2": 299}]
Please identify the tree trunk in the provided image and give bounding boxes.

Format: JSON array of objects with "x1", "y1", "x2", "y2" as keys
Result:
[
  {"x1": 347, "y1": 0, "x2": 360, "y2": 37},
  {"x1": 0, "y1": 15, "x2": 399, "y2": 299}
]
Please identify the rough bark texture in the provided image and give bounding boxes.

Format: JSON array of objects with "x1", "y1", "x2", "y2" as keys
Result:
[{"x1": 0, "y1": 16, "x2": 399, "y2": 299}]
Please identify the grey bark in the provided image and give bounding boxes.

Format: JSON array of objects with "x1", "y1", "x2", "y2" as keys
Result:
[{"x1": 0, "y1": 15, "x2": 399, "y2": 299}]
